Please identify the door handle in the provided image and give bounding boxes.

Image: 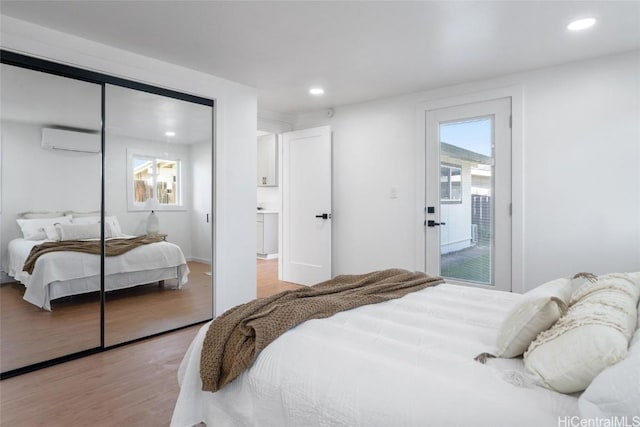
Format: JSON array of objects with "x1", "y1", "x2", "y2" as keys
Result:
[
  {"x1": 427, "y1": 220, "x2": 446, "y2": 227},
  {"x1": 315, "y1": 213, "x2": 332, "y2": 219}
]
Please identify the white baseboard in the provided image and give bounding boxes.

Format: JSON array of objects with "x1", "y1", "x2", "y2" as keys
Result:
[{"x1": 257, "y1": 253, "x2": 279, "y2": 260}]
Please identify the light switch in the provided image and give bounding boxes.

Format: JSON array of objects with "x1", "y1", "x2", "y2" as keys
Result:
[{"x1": 390, "y1": 187, "x2": 398, "y2": 199}]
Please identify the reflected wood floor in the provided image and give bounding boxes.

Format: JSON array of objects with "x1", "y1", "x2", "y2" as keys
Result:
[
  {"x1": 0, "y1": 258, "x2": 302, "y2": 427},
  {"x1": 1, "y1": 261, "x2": 212, "y2": 372}
]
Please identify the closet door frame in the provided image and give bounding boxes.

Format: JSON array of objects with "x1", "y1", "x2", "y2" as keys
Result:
[{"x1": 0, "y1": 50, "x2": 215, "y2": 379}]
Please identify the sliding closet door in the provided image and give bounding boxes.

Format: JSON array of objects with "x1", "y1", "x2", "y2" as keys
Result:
[
  {"x1": 0, "y1": 64, "x2": 102, "y2": 373},
  {"x1": 103, "y1": 85, "x2": 213, "y2": 346}
]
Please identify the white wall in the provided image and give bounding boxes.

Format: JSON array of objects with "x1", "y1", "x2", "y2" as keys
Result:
[
  {"x1": 0, "y1": 125, "x2": 203, "y2": 262},
  {"x1": 294, "y1": 50, "x2": 640, "y2": 292},
  {"x1": 1, "y1": 16, "x2": 258, "y2": 314},
  {"x1": 0, "y1": 121, "x2": 102, "y2": 264},
  {"x1": 257, "y1": 186, "x2": 281, "y2": 211}
]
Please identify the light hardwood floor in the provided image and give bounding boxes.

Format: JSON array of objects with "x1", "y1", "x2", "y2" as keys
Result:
[
  {"x1": 0, "y1": 258, "x2": 301, "y2": 427},
  {"x1": 256, "y1": 258, "x2": 302, "y2": 298}
]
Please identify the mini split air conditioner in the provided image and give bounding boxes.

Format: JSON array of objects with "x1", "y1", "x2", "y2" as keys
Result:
[{"x1": 41, "y1": 127, "x2": 101, "y2": 153}]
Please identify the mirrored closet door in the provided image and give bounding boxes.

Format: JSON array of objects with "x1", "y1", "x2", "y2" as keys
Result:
[
  {"x1": 0, "y1": 63, "x2": 102, "y2": 372},
  {"x1": 103, "y1": 85, "x2": 213, "y2": 346},
  {"x1": 0, "y1": 51, "x2": 214, "y2": 378}
]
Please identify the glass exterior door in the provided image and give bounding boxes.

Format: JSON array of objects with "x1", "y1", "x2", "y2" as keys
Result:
[
  {"x1": 439, "y1": 118, "x2": 493, "y2": 284},
  {"x1": 426, "y1": 98, "x2": 511, "y2": 291}
]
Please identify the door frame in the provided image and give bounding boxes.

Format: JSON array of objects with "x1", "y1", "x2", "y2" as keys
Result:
[
  {"x1": 425, "y1": 97, "x2": 511, "y2": 291},
  {"x1": 415, "y1": 86, "x2": 525, "y2": 293},
  {"x1": 256, "y1": 113, "x2": 294, "y2": 283}
]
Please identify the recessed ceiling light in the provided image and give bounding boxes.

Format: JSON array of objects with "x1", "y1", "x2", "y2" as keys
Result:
[
  {"x1": 309, "y1": 87, "x2": 324, "y2": 96},
  {"x1": 165, "y1": 131, "x2": 176, "y2": 137},
  {"x1": 567, "y1": 18, "x2": 596, "y2": 31}
]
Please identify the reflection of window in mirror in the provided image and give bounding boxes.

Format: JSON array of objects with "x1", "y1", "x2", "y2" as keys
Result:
[{"x1": 128, "y1": 151, "x2": 183, "y2": 210}]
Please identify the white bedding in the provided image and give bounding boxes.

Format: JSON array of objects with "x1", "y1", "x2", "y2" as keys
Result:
[
  {"x1": 171, "y1": 283, "x2": 579, "y2": 427},
  {"x1": 7, "y1": 237, "x2": 189, "y2": 310}
]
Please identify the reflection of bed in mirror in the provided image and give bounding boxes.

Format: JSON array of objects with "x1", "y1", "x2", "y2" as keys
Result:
[{"x1": 7, "y1": 212, "x2": 189, "y2": 311}]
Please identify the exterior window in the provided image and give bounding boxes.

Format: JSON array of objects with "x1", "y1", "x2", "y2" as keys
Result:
[
  {"x1": 129, "y1": 153, "x2": 182, "y2": 210},
  {"x1": 440, "y1": 164, "x2": 462, "y2": 203}
]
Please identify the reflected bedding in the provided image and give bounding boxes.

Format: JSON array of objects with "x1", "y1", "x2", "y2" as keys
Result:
[{"x1": 7, "y1": 236, "x2": 189, "y2": 310}]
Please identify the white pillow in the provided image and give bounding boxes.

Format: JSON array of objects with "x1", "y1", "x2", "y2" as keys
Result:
[
  {"x1": 16, "y1": 216, "x2": 72, "y2": 240},
  {"x1": 494, "y1": 278, "x2": 572, "y2": 358},
  {"x1": 48, "y1": 223, "x2": 118, "y2": 241},
  {"x1": 579, "y1": 273, "x2": 640, "y2": 416},
  {"x1": 70, "y1": 215, "x2": 100, "y2": 224},
  {"x1": 105, "y1": 216, "x2": 123, "y2": 237},
  {"x1": 57, "y1": 223, "x2": 101, "y2": 241},
  {"x1": 71, "y1": 215, "x2": 123, "y2": 237},
  {"x1": 579, "y1": 318, "x2": 640, "y2": 416},
  {"x1": 524, "y1": 273, "x2": 640, "y2": 393},
  {"x1": 44, "y1": 224, "x2": 62, "y2": 241}
]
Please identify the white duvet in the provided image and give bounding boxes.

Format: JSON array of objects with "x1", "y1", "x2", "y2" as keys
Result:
[
  {"x1": 8, "y1": 237, "x2": 189, "y2": 310},
  {"x1": 171, "y1": 283, "x2": 579, "y2": 427}
]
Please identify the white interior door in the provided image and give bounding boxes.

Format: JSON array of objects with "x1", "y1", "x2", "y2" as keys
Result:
[
  {"x1": 281, "y1": 125, "x2": 332, "y2": 285},
  {"x1": 425, "y1": 98, "x2": 511, "y2": 291}
]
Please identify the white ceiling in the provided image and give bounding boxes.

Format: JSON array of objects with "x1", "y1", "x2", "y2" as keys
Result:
[{"x1": 2, "y1": 1, "x2": 639, "y2": 114}]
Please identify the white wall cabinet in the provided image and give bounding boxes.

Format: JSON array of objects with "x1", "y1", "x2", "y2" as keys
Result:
[
  {"x1": 257, "y1": 134, "x2": 278, "y2": 186},
  {"x1": 257, "y1": 212, "x2": 278, "y2": 257}
]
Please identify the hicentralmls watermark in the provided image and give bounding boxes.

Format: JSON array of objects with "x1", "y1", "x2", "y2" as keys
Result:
[{"x1": 558, "y1": 416, "x2": 640, "y2": 427}]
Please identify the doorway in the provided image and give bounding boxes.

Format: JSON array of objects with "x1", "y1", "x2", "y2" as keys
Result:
[
  {"x1": 256, "y1": 130, "x2": 298, "y2": 296},
  {"x1": 425, "y1": 98, "x2": 512, "y2": 291},
  {"x1": 255, "y1": 125, "x2": 332, "y2": 295}
]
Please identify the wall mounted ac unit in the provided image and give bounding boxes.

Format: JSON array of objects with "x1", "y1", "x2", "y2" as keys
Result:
[{"x1": 41, "y1": 127, "x2": 101, "y2": 153}]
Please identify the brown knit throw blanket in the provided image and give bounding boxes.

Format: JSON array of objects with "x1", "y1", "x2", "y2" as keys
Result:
[
  {"x1": 200, "y1": 268, "x2": 444, "y2": 392},
  {"x1": 22, "y1": 234, "x2": 167, "y2": 274}
]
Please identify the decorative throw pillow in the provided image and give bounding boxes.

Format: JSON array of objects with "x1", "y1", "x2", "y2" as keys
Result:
[
  {"x1": 71, "y1": 215, "x2": 123, "y2": 237},
  {"x1": 44, "y1": 224, "x2": 62, "y2": 241},
  {"x1": 57, "y1": 223, "x2": 102, "y2": 241},
  {"x1": 70, "y1": 215, "x2": 100, "y2": 224},
  {"x1": 494, "y1": 278, "x2": 572, "y2": 358},
  {"x1": 104, "y1": 216, "x2": 124, "y2": 237},
  {"x1": 579, "y1": 298, "x2": 640, "y2": 417},
  {"x1": 570, "y1": 272, "x2": 598, "y2": 297},
  {"x1": 524, "y1": 273, "x2": 640, "y2": 394}
]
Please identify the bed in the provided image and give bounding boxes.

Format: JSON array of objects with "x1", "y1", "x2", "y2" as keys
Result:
[
  {"x1": 172, "y1": 279, "x2": 596, "y2": 427},
  {"x1": 6, "y1": 213, "x2": 189, "y2": 310}
]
